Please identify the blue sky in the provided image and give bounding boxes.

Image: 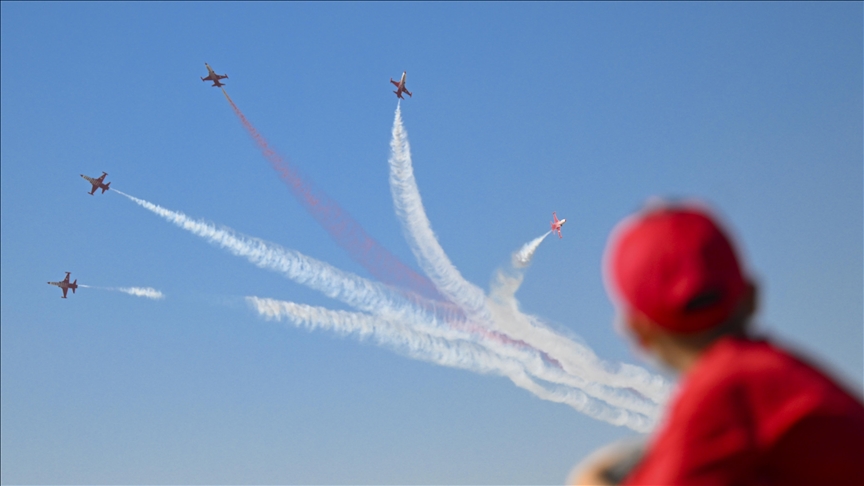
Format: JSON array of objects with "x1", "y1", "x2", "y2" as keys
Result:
[{"x1": 1, "y1": 2, "x2": 861, "y2": 484}]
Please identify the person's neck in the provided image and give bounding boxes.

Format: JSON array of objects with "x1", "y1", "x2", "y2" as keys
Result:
[{"x1": 656, "y1": 332, "x2": 747, "y2": 374}]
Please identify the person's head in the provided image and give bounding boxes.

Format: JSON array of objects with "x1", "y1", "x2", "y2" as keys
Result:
[{"x1": 604, "y1": 201, "x2": 757, "y2": 372}]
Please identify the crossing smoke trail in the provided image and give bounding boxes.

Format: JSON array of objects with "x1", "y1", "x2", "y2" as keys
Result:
[
  {"x1": 219, "y1": 88, "x2": 442, "y2": 302},
  {"x1": 114, "y1": 100, "x2": 671, "y2": 429},
  {"x1": 487, "y1": 269, "x2": 670, "y2": 405},
  {"x1": 78, "y1": 284, "x2": 165, "y2": 300},
  {"x1": 112, "y1": 190, "x2": 454, "y2": 327},
  {"x1": 113, "y1": 191, "x2": 537, "y2": 353},
  {"x1": 115, "y1": 189, "x2": 660, "y2": 428},
  {"x1": 387, "y1": 106, "x2": 672, "y2": 406},
  {"x1": 247, "y1": 296, "x2": 657, "y2": 431},
  {"x1": 388, "y1": 104, "x2": 490, "y2": 323}
]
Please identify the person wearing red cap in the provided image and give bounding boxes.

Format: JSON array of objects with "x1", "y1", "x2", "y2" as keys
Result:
[{"x1": 571, "y1": 202, "x2": 864, "y2": 485}]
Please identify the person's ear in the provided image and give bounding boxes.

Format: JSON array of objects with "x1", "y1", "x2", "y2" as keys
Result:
[{"x1": 625, "y1": 311, "x2": 659, "y2": 349}]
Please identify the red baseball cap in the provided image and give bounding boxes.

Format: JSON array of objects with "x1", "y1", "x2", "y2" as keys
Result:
[{"x1": 604, "y1": 202, "x2": 747, "y2": 334}]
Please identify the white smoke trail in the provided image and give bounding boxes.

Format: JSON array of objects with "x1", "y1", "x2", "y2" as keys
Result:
[
  {"x1": 78, "y1": 284, "x2": 165, "y2": 300},
  {"x1": 513, "y1": 232, "x2": 551, "y2": 268},
  {"x1": 388, "y1": 109, "x2": 672, "y2": 405},
  {"x1": 487, "y1": 270, "x2": 671, "y2": 404},
  {"x1": 114, "y1": 187, "x2": 667, "y2": 427},
  {"x1": 118, "y1": 287, "x2": 165, "y2": 300},
  {"x1": 389, "y1": 115, "x2": 664, "y2": 410},
  {"x1": 245, "y1": 294, "x2": 638, "y2": 418},
  {"x1": 389, "y1": 106, "x2": 491, "y2": 322},
  {"x1": 247, "y1": 296, "x2": 656, "y2": 432},
  {"x1": 112, "y1": 190, "x2": 458, "y2": 331},
  {"x1": 502, "y1": 237, "x2": 671, "y2": 403}
]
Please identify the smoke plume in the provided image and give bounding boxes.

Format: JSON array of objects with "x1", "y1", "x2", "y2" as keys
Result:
[
  {"x1": 112, "y1": 103, "x2": 674, "y2": 431},
  {"x1": 247, "y1": 295, "x2": 657, "y2": 431},
  {"x1": 118, "y1": 287, "x2": 165, "y2": 300},
  {"x1": 78, "y1": 284, "x2": 165, "y2": 300},
  {"x1": 386, "y1": 107, "x2": 672, "y2": 405},
  {"x1": 388, "y1": 105, "x2": 490, "y2": 322},
  {"x1": 513, "y1": 232, "x2": 551, "y2": 268},
  {"x1": 112, "y1": 190, "x2": 453, "y2": 328},
  {"x1": 220, "y1": 88, "x2": 441, "y2": 301},
  {"x1": 116, "y1": 188, "x2": 664, "y2": 428}
]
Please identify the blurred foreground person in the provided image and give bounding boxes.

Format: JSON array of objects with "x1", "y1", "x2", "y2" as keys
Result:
[{"x1": 570, "y1": 202, "x2": 864, "y2": 485}]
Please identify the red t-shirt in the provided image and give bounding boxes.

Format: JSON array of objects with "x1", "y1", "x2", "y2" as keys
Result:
[{"x1": 624, "y1": 338, "x2": 864, "y2": 485}]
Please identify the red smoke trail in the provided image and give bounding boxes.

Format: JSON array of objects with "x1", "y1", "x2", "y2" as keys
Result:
[
  {"x1": 220, "y1": 90, "x2": 561, "y2": 369},
  {"x1": 221, "y1": 89, "x2": 442, "y2": 301}
]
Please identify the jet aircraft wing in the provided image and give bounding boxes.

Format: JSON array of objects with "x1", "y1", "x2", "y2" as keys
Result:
[{"x1": 202, "y1": 64, "x2": 228, "y2": 87}]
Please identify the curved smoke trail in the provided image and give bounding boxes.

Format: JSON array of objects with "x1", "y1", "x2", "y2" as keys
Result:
[
  {"x1": 249, "y1": 295, "x2": 661, "y2": 421},
  {"x1": 389, "y1": 105, "x2": 491, "y2": 322},
  {"x1": 387, "y1": 107, "x2": 664, "y2": 405},
  {"x1": 112, "y1": 190, "x2": 457, "y2": 330},
  {"x1": 220, "y1": 89, "x2": 442, "y2": 301},
  {"x1": 487, "y1": 270, "x2": 671, "y2": 405},
  {"x1": 247, "y1": 296, "x2": 657, "y2": 431},
  {"x1": 513, "y1": 232, "x2": 551, "y2": 268},
  {"x1": 115, "y1": 189, "x2": 661, "y2": 426},
  {"x1": 113, "y1": 101, "x2": 672, "y2": 429},
  {"x1": 387, "y1": 107, "x2": 672, "y2": 405}
]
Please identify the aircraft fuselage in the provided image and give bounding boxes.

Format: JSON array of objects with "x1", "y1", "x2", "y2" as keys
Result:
[
  {"x1": 202, "y1": 63, "x2": 227, "y2": 87},
  {"x1": 390, "y1": 71, "x2": 412, "y2": 99},
  {"x1": 48, "y1": 273, "x2": 77, "y2": 298},
  {"x1": 81, "y1": 173, "x2": 110, "y2": 195},
  {"x1": 551, "y1": 212, "x2": 567, "y2": 238}
]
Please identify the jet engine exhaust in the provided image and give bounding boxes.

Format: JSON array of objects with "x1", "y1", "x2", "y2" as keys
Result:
[
  {"x1": 513, "y1": 231, "x2": 551, "y2": 268},
  {"x1": 78, "y1": 284, "x2": 165, "y2": 300}
]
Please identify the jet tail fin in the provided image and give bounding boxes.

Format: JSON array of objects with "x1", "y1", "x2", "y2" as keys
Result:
[
  {"x1": 72, "y1": 280, "x2": 77, "y2": 293},
  {"x1": 103, "y1": 182, "x2": 111, "y2": 193}
]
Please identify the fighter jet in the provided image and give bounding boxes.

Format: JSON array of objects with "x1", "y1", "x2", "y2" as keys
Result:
[
  {"x1": 390, "y1": 71, "x2": 412, "y2": 99},
  {"x1": 81, "y1": 172, "x2": 111, "y2": 195},
  {"x1": 201, "y1": 63, "x2": 228, "y2": 87},
  {"x1": 48, "y1": 272, "x2": 78, "y2": 299},
  {"x1": 551, "y1": 212, "x2": 567, "y2": 238}
]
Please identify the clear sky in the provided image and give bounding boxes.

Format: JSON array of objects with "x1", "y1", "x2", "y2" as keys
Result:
[{"x1": 1, "y1": 2, "x2": 861, "y2": 484}]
